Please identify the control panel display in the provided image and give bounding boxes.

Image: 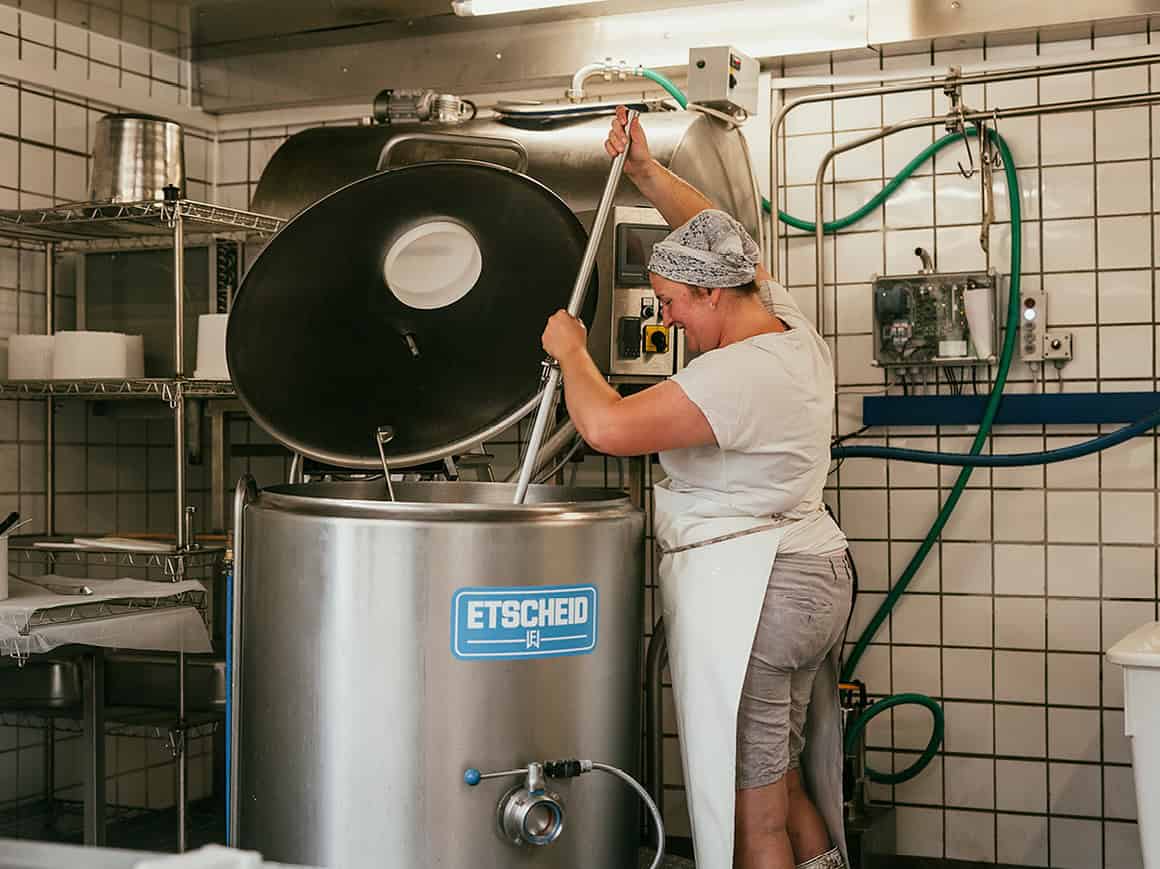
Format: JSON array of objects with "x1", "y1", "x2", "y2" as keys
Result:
[{"x1": 615, "y1": 224, "x2": 669, "y2": 287}]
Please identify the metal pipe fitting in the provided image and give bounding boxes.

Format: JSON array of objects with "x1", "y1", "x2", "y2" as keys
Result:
[{"x1": 567, "y1": 59, "x2": 632, "y2": 102}]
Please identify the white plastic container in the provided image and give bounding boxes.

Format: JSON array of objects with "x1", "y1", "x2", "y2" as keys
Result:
[
  {"x1": 1107, "y1": 621, "x2": 1160, "y2": 869},
  {"x1": 964, "y1": 286, "x2": 995, "y2": 359},
  {"x1": 53, "y1": 331, "x2": 130, "y2": 379},
  {"x1": 8, "y1": 335, "x2": 55, "y2": 379},
  {"x1": 125, "y1": 334, "x2": 145, "y2": 378},
  {"x1": 194, "y1": 314, "x2": 230, "y2": 380}
]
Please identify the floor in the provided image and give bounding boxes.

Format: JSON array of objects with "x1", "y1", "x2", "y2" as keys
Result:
[{"x1": 1, "y1": 800, "x2": 1033, "y2": 869}]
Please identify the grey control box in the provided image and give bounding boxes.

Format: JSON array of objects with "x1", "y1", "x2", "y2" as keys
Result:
[{"x1": 687, "y1": 46, "x2": 759, "y2": 115}]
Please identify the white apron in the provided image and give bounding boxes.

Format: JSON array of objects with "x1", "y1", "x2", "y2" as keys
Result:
[{"x1": 653, "y1": 480, "x2": 848, "y2": 869}]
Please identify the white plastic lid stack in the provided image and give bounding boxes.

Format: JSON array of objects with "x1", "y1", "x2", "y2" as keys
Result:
[{"x1": 1107, "y1": 621, "x2": 1160, "y2": 869}]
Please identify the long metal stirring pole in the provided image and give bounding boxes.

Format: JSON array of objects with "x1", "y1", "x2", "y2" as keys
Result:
[{"x1": 512, "y1": 109, "x2": 638, "y2": 504}]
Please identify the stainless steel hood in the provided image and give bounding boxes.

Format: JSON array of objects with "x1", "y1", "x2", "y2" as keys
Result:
[{"x1": 6, "y1": 0, "x2": 1160, "y2": 114}]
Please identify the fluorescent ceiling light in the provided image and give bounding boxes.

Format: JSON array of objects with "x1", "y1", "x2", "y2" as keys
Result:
[{"x1": 452, "y1": 0, "x2": 602, "y2": 16}]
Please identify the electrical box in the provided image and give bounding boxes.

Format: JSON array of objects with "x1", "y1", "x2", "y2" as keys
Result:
[
  {"x1": 687, "y1": 46, "x2": 759, "y2": 116},
  {"x1": 1019, "y1": 289, "x2": 1046, "y2": 362},
  {"x1": 870, "y1": 270, "x2": 998, "y2": 368},
  {"x1": 608, "y1": 206, "x2": 684, "y2": 379},
  {"x1": 1019, "y1": 289, "x2": 1074, "y2": 363}
]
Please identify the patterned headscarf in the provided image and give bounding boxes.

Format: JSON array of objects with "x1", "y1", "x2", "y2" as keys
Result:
[{"x1": 648, "y1": 209, "x2": 759, "y2": 288}]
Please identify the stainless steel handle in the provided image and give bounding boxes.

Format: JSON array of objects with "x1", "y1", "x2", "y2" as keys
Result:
[
  {"x1": 228, "y1": 474, "x2": 258, "y2": 848},
  {"x1": 377, "y1": 132, "x2": 530, "y2": 173},
  {"x1": 512, "y1": 109, "x2": 639, "y2": 504}
]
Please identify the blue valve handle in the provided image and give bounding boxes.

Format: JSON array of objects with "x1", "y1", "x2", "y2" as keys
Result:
[{"x1": 464, "y1": 768, "x2": 481, "y2": 786}]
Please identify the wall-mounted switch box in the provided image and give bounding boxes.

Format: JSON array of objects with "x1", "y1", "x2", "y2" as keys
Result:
[
  {"x1": 1019, "y1": 290, "x2": 1046, "y2": 362},
  {"x1": 687, "y1": 46, "x2": 759, "y2": 115},
  {"x1": 1043, "y1": 331, "x2": 1073, "y2": 361}
]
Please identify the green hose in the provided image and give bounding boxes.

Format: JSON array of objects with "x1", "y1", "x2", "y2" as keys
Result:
[
  {"x1": 844, "y1": 693, "x2": 944, "y2": 784},
  {"x1": 640, "y1": 69, "x2": 688, "y2": 108},
  {"x1": 830, "y1": 128, "x2": 1019, "y2": 784}
]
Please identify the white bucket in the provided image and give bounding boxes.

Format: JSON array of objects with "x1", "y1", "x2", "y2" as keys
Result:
[
  {"x1": 1108, "y1": 621, "x2": 1160, "y2": 869},
  {"x1": 194, "y1": 314, "x2": 230, "y2": 380}
]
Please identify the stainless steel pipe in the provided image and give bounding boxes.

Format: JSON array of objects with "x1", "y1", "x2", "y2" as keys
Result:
[
  {"x1": 772, "y1": 50, "x2": 1160, "y2": 281},
  {"x1": 227, "y1": 474, "x2": 257, "y2": 847},
  {"x1": 812, "y1": 90, "x2": 1160, "y2": 322},
  {"x1": 644, "y1": 617, "x2": 668, "y2": 820},
  {"x1": 513, "y1": 109, "x2": 639, "y2": 503}
]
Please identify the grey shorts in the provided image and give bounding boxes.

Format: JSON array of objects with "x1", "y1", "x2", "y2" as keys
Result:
[{"x1": 736, "y1": 550, "x2": 853, "y2": 790}]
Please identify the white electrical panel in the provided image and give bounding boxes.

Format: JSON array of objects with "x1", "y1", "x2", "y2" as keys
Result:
[
  {"x1": 1019, "y1": 289, "x2": 1074, "y2": 364},
  {"x1": 687, "y1": 46, "x2": 759, "y2": 115}
]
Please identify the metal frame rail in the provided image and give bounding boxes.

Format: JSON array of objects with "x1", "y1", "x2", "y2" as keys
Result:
[
  {"x1": 0, "y1": 198, "x2": 283, "y2": 852},
  {"x1": 767, "y1": 50, "x2": 1160, "y2": 281}
]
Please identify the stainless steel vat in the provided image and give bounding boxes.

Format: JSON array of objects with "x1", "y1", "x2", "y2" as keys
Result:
[
  {"x1": 236, "y1": 480, "x2": 644, "y2": 869},
  {"x1": 89, "y1": 113, "x2": 185, "y2": 203}
]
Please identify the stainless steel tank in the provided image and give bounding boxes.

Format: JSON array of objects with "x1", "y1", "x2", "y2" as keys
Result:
[
  {"x1": 235, "y1": 480, "x2": 644, "y2": 869},
  {"x1": 231, "y1": 146, "x2": 648, "y2": 867}
]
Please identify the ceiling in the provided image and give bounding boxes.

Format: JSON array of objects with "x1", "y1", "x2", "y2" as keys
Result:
[{"x1": 7, "y1": 0, "x2": 1160, "y2": 114}]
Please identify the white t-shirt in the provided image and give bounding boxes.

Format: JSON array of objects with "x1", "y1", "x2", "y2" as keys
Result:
[{"x1": 658, "y1": 279, "x2": 846, "y2": 555}]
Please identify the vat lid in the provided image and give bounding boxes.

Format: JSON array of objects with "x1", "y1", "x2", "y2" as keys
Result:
[{"x1": 227, "y1": 160, "x2": 596, "y2": 469}]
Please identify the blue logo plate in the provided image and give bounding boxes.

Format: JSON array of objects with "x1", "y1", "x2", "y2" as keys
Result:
[{"x1": 451, "y1": 584, "x2": 598, "y2": 660}]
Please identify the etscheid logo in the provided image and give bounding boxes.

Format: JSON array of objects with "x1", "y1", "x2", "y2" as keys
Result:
[{"x1": 451, "y1": 584, "x2": 599, "y2": 660}]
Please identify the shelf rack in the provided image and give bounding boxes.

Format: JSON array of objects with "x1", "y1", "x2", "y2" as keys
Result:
[
  {"x1": 0, "y1": 196, "x2": 284, "y2": 852},
  {"x1": 0, "y1": 200, "x2": 283, "y2": 251},
  {"x1": 0, "y1": 379, "x2": 237, "y2": 401},
  {"x1": 10, "y1": 538, "x2": 226, "y2": 579}
]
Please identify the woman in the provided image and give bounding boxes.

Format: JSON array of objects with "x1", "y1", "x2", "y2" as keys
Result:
[{"x1": 540, "y1": 107, "x2": 851, "y2": 869}]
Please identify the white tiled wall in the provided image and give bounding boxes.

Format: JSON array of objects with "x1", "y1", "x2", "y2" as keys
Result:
[
  {"x1": 773, "y1": 32, "x2": 1159, "y2": 869},
  {"x1": 6, "y1": 2, "x2": 1159, "y2": 862}
]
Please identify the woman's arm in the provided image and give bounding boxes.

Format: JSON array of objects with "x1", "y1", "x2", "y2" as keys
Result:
[
  {"x1": 606, "y1": 106, "x2": 714, "y2": 229},
  {"x1": 542, "y1": 311, "x2": 716, "y2": 456}
]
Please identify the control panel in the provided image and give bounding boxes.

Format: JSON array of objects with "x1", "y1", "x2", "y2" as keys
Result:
[
  {"x1": 1019, "y1": 290, "x2": 1045, "y2": 362},
  {"x1": 609, "y1": 206, "x2": 683, "y2": 379},
  {"x1": 1019, "y1": 288, "x2": 1074, "y2": 364},
  {"x1": 687, "y1": 46, "x2": 759, "y2": 115},
  {"x1": 871, "y1": 270, "x2": 999, "y2": 368}
]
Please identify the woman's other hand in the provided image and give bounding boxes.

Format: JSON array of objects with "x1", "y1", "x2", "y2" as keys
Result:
[
  {"x1": 605, "y1": 105, "x2": 652, "y2": 176},
  {"x1": 542, "y1": 310, "x2": 588, "y2": 364}
]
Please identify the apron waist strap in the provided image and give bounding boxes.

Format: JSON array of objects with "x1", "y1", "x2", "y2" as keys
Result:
[{"x1": 660, "y1": 519, "x2": 784, "y2": 555}]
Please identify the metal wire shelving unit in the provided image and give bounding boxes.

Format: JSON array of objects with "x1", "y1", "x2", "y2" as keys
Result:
[{"x1": 0, "y1": 196, "x2": 284, "y2": 852}]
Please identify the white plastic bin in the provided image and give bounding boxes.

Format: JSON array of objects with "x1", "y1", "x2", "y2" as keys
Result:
[{"x1": 1108, "y1": 621, "x2": 1160, "y2": 869}]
